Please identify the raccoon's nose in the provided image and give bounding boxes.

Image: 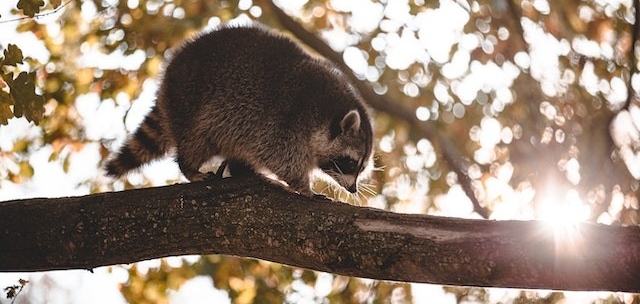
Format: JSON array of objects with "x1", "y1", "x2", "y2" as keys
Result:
[{"x1": 347, "y1": 184, "x2": 357, "y2": 193}]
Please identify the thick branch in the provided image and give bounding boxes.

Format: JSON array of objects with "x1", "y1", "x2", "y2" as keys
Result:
[{"x1": 1, "y1": 177, "x2": 640, "y2": 292}]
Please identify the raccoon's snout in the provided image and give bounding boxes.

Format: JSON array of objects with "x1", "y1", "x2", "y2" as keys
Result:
[{"x1": 338, "y1": 175, "x2": 359, "y2": 193}]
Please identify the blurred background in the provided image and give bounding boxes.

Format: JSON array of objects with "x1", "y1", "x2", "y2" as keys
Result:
[{"x1": 0, "y1": 0, "x2": 639, "y2": 303}]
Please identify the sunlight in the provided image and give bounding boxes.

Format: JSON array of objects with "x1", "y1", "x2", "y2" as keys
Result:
[
  {"x1": 537, "y1": 189, "x2": 590, "y2": 226},
  {"x1": 610, "y1": 105, "x2": 640, "y2": 179},
  {"x1": 537, "y1": 190, "x2": 591, "y2": 256}
]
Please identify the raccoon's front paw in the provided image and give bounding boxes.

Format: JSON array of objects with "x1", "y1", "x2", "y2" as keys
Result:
[{"x1": 293, "y1": 187, "x2": 314, "y2": 197}]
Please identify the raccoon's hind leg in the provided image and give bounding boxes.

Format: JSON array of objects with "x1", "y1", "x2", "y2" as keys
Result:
[
  {"x1": 213, "y1": 160, "x2": 254, "y2": 177},
  {"x1": 211, "y1": 160, "x2": 255, "y2": 179},
  {"x1": 227, "y1": 160, "x2": 255, "y2": 177},
  {"x1": 105, "y1": 108, "x2": 172, "y2": 177}
]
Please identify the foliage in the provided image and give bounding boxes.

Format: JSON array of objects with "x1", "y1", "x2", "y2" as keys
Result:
[
  {"x1": 0, "y1": 0, "x2": 639, "y2": 303},
  {"x1": 17, "y1": 0, "x2": 45, "y2": 17},
  {"x1": 3, "y1": 279, "x2": 28, "y2": 304},
  {"x1": 0, "y1": 44, "x2": 45, "y2": 125},
  {"x1": 114, "y1": 256, "x2": 410, "y2": 304}
]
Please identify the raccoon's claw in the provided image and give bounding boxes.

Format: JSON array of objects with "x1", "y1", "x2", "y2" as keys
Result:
[
  {"x1": 214, "y1": 160, "x2": 229, "y2": 179},
  {"x1": 204, "y1": 172, "x2": 220, "y2": 180}
]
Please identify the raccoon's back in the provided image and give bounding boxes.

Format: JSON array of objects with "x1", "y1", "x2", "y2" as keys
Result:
[
  {"x1": 155, "y1": 25, "x2": 334, "y2": 150},
  {"x1": 159, "y1": 26, "x2": 309, "y2": 113}
]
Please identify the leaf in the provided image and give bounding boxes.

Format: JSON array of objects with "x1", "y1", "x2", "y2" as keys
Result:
[
  {"x1": 50, "y1": 0, "x2": 61, "y2": 8},
  {"x1": 0, "y1": 101, "x2": 12, "y2": 125},
  {"x1": 0, "y1": 86, "x2": 12, "y2": 105},
  {"x1": 20, "y1": 160, "x2": 34, "y2": 178},
  {"x1": 0, "y1": 81, "x2": 13, "y2": 125},
  {"x1": 2, "y1": 71, "x2": 45, "y2": 124},
  {"x1": 17, "y1": 0, "x2": 45, "y2": 17},
  {"x1": 4, "y1": 285, "x2": 18, "y2": 299},
  {"x1": 3, "y1": 280, "x2": 27, "y2": 300},
  {"x1": 2, "y1": 44, "x2": 24, "y2": 66}
]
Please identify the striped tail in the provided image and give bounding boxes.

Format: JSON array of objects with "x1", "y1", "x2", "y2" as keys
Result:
[{"x1": 105, "y1": 107, "x2": 173, "y2": 177}]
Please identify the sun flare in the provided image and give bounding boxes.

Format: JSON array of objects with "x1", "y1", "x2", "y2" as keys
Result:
[
  {"x1": 537, "y1": 189, "x2": 591, "y2": 225},
  {"x1": 537, "y1": 189, "x2": 591, "y2": 255}
]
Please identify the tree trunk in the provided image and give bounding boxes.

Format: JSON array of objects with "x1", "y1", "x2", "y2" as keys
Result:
[{"x1": 1, "y1": 176, "x2": 639, "y2": 292}]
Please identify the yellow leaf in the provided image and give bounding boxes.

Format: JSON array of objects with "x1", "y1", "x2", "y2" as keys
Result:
[{"x1": 19, "y1": 161, "x2": 34, "y2": 178}]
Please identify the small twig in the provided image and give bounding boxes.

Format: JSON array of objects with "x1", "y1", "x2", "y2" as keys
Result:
[
  {"x1": 4, "y1": 279, "x2": 28, "y2": 304},
  {"x1": 0, "y1": 0, "x2": 72, "y2": 25},
  {"x1": 505, "y1": 0, "x2": 527, "y2": 48}
]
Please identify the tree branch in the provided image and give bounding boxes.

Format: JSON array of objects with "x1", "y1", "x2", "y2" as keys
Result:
[
  {"x1": 265, "y1": 2, "x2": 489, "y2": 219},
  {"x1": 624, "y1": 0, "x2": 639, "y2": 110},
  {"x1": 0, "y1": 0, "x2": 73, "y2": 24},
  {"x1": 2, "y1": 176, "x2": 640, "y2": 292}
]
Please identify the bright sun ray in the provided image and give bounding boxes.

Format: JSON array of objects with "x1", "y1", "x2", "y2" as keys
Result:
[
  {"x1": 537, "y1": 189, "x2": 591, "y2": 257},
  {"x1": 538, "y1": 189, "x2": 591, "y2": 226}
]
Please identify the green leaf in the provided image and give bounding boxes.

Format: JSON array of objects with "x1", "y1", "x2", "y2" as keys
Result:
[
  {"x1": 2, "y1": 44, "x2": 24, "y2": 66},
  {"x1": 2, "y1": 71, "x2": 45, "y2": 124},
  {"x1": 17, "y1": 0, "x2": 45, "y2": 17}
]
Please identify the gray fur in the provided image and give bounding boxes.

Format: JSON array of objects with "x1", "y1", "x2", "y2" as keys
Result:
[{"x1": 105, "y1": 25, "x2": 374, "y2": 196}]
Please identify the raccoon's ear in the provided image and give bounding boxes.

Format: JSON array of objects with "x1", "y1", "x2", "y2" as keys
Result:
[{"x1": 340, "y1": 110, "x2": 361, "y2": 134}]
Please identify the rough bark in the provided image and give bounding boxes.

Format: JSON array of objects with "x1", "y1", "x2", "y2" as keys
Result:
[{"x1": 1, "y1": 176, "x2": 640, "y2": 293}]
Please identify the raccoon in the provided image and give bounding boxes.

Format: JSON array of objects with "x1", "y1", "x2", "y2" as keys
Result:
[{"x1": 105, "y1": 25, "x2": 374, "y2": 196}]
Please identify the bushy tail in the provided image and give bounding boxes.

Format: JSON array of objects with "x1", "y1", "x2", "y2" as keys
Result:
[{"x1": 105, "y1": 108, "x2": 173, "y2": 177}]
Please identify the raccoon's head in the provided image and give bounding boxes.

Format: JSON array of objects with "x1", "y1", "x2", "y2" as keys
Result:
[{"x1": 315, "y1": 109, "x2": 373, "y2": 193}]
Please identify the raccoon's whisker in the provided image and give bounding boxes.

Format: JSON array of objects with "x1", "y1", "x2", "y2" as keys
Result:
[
  {"x1": 359, "y1": 192, "x2": 368, "y2": 206},
  {"x1": 360, "y1": 184, "x2": 376, "y2": 197},
  {"x1": 357, "y1": 180, "x2": 376, "y2": 195},
  {"x1": 331, "y1": 184, "x2": 342, "y2": 201},
  {"x1": 364, "y1": 178, "x2": 379, "y2": 187},
  {"x1": 348, "y1": 192, "x2": 358, "y2": 205},
  {"x1": 366, "y1": 187, "x2": 376, "y2": 197},
  {"x1": 356, "y1": 187, "x2": 373, "y2": 205},
  {"x1": 371, "y1": 164, "x2": 386, "y2": 172},
  {"x1": 330, "y1": 160, "x2": 344, "y2": 175},
  {"x1": 353, "y1": 191, "x2": 364, "y2": 206},
  {"x1": 341, "y1": 188, "x2": 351, "y2": 203},
  {"x1": 338, "y1": 191, "x2": 346, "y2": 203},
  {"x1": 318, "y1": 183, "x2": 332, "y2": 195}
]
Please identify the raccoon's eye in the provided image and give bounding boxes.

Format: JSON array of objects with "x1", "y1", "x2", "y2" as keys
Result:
[{"x1": 333, "y1": 157, "x2": 358, "y2": 175}]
